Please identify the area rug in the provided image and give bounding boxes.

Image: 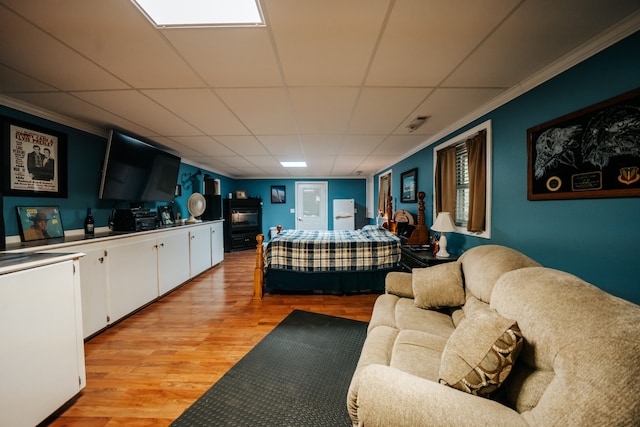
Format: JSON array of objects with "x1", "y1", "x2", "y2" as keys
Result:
[{"x1": 171, "y1": 309, "x2": 368, "y2": 426}]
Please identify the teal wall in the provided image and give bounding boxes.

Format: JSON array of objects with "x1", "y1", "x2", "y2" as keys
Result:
[
  {"x1": 375, "y1": 30, "x2": 640, "y2": 304},
  {"x1": 236, "y1": 178, "x2": 367, "y2": 236}
]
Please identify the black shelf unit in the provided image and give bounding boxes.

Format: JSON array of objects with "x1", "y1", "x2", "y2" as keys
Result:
[{"x1": 223, "y1": 198, "x2": 262, "y2": 252}]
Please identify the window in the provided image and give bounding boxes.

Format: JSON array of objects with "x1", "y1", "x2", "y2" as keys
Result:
[
  {"x1": 434, "y1": 120, "x2": 492, "y2": 239},
  {"x1": 455, "y1": 142, "x2": 469, "y2": 227}
]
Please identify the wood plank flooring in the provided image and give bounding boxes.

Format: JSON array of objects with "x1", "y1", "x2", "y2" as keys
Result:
[{"x1": 44, "y1": 250, "x2": 379, "y2": 426}]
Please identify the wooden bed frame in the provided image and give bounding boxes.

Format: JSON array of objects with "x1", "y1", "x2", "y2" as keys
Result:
[{"x1": 252, "y1": 191, "x2": 428, "y2": 299}]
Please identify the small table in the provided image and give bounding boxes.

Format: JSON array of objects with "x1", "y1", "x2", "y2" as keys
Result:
[{"x1": 400, "y1": 245, "x2": 459, "y2": 271}]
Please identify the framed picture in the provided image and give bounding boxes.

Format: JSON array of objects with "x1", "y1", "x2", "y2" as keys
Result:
[
  {"x1": 158, "y1": 205, "x2": 174, "y2": 226},
  {"x1": 400, "y1": 168, "x2": 418, "y2": 203},
  {"x1": 271, "y1": 185, "x2": 286, "y2": 203},
  {"x1": 527, "y1": 88, "x2": 640, "y2": 200},
  {"x1": 1, "y1": 117, "x2": 68, "y2": 198},
  {"x1": 16, "y1": 206, "x2": 65, "y2": 242},
  {"x1": 236, "y1": 190, "x2": 247, "y2": 199}
]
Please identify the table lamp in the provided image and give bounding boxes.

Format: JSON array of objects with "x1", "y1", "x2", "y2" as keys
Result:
[{"x1": 431, "y1": 212, "x2": 456, "y2": 258}]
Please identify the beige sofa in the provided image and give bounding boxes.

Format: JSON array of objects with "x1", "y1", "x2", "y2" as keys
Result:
[{"x1": 347, "y1": 245, "x2": 640, "y2": 426}]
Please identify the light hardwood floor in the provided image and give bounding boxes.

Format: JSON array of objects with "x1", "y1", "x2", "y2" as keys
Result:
[{"x1": 45, "y1": 249, "x2": 379, "y2": 426}]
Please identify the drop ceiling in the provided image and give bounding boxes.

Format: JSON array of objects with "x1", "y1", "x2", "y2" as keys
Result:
[{"x1": 0, "y1": 0, "x2": 638, "y2": 178}]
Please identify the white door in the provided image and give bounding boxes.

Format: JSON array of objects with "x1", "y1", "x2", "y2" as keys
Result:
[
  {"x1": 295, "y1": 181, "x2": 328, "y2": 230},
  {"x1": 333, "y1": 199, "x2": 355, "y2": 230}
]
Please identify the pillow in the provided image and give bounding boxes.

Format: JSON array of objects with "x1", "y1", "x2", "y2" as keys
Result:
[
  {"x1": 439, "y1": 309, "x2": 523, "y2": 396},
  {"x1": 412, "y1": 262, "x2": 465, "y2": 309}
]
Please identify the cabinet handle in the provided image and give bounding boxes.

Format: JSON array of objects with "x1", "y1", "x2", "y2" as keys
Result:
[
  {"x1": 160, "y1": 243, "x2": 164, "y2": 247},
  {"x1": 98, "y1": 257, "x2": 104, "y2": 263}
]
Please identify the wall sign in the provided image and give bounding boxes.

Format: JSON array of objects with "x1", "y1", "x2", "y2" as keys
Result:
[
  {"x1": 527, "y1": 88, "x2": 640, "y2": 200},
  {"x1": 1, "y1": 117, "x2": 68, "y2": 198}
]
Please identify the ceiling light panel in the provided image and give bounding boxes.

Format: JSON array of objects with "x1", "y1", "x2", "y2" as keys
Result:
[{"x1": 132, "y1": 0, "x2": 264, "y2": 27}]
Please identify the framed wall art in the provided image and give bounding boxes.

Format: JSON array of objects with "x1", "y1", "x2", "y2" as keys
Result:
[
  {"x1": 16, "y1": 206, "x2": 65, "y2": 242},
  {"x1": 1, "y1": 117, "x2": 68, "y2": 198},
  {"x1": 271, "y1": 185, "x2": 286, "y2": 203},
  {"x1": 400, "y1": 168, "x2": 418, "y2": 203},
  {"x1": 158, "y1": 205, "x2": 174, "y2": 226},
  {"x1": 527, "y1": 88, "x2": 640, "y2": 200}
]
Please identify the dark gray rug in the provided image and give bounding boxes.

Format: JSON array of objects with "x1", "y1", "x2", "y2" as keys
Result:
[{"x1": 171, "y1": 310, "x2": 368, "y2": 426}]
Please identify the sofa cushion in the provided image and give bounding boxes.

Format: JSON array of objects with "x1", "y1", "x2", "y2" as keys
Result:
[
  {"x1": 390, "y1": 330, "x2": 448, "y2": 381},
  {"x1": 412, "y1": 262, "x2": 465, "y2": 309},
  {"x1": 459, "y1": 245, "x2": 540, "y2": 303},
  {"x1": 439, "y1": 308, "x2": 523, "y2": 396}
]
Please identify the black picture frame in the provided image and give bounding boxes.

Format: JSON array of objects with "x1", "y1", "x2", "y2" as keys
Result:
[
  {"x1": 1, "y1": 117, "x2": 68, "y2": 198},
  {"x1": 271, "y1": 185, "x2": 286, "y2": 203},
  {"x1": 527, "y1": 88, "x2": 640, "y2": 200},
  {"x1": 158, "y1": 205, "x2": 175, "y2": 226},
  {"x1": 400, "y1": 168, "x2": 418, "y2": 203},
  {"x1": 16, "y1": 205, "x2": 65, "y2": 242}
]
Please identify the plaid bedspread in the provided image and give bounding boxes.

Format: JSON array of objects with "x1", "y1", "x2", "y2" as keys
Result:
[{"x1": 265, "y1": 225, "x2": 401, "y2": 272}]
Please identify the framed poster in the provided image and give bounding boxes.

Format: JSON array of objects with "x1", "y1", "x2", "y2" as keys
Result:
[
  {"x1": 271, "y1": 185, "x2": 286, "y2": 203},
  {"x1": 158, "y1": 205, "x2": 174, "y2": 226},
  {"x1": 527, "y1": 88, "x2": 640, "y2": 200},
  {"x1": 16, "y1": 206, "x2": 65, "y2": 242},
  {"x1": 1, "y1": 117, "x2": 68, "y2": 198},
  {"x1": 400, "y1": 168, "x2": 418, "y2": 203}
]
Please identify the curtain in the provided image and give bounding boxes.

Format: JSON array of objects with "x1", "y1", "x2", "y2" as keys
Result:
[
  {"x1": 466, "y1": 130, "x2": 486, "y2": 232},
  {"x1": 377, "y1": 172, "x2": 391, "y2": 218},
  {"x1": 435, "y1": 146, "x2": 457, "y2": 220}
]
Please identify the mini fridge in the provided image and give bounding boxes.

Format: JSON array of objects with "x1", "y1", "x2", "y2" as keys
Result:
[{"x1": 333, "y1": 199, "x2": 355, "y2": 230}]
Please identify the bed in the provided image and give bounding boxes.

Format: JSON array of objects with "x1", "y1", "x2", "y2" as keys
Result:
[{"x1": 253, "y1": 225, "x2": 402, "y2": 297}]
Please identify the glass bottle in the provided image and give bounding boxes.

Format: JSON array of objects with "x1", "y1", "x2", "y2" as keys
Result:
[{"x1": 84, "y1": 208, "x2": 95, "y2": 235}]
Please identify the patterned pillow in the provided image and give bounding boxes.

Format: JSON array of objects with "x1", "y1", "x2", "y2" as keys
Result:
[
  {"x1": 438, "y1": 308, "x2": 523, "y2": 396},
  {"x1": 412, "y1": 262, "x2": 465, "y2": 309}
]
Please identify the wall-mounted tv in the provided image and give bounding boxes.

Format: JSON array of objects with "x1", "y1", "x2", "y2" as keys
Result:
[{"x1": 99, "y1": 130, "x2": 181, "y2": 202}]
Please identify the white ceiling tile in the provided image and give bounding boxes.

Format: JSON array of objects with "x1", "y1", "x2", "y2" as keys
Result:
[
  {"x1": 213, "y1": 135, "x2": 270, "y2": 156},
  {"x1": 366, "y1": 0, "x2": 519, "y2": 86},
  {"x1": 266, "y1": 0, "x2": 390, "y2": 86},
  {"x1": 339, "y1": 135, "x2": 386, "y2": 155},
  {"x1": 216, "y1": 88, "x2": 298, "y2": 135},
  {"x1": 142, "y1": 88, "x2": 250, "y2": 135},
  {"x1": 300, "y1": 135, "x2": 342, "y2": 156},
  {"x1": 348, "y1": 87, "x2": 431, "y2": 134},
  {"x1": 289, "y1": 87, "x2": 360, "y2": 133},
  {"x1": 171, "y1": 136, "x2": 237, "y2": 156},
  {"x1": 372, "y1": 135, "x2": 430, "y2": 156},
  {"x1": 164, "y1": 27, "x2": 282, "y2": 87},
  {"x1": 72, "y1": 90, "x2": 203, "y2": 136},
  {"x1": 256, "y1": 135, "x2": 303, "y2": 156}
]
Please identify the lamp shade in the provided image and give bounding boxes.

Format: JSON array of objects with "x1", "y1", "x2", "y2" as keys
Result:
[{"x1": 431, "y1": 212, "x2": 456, "y2": 232}]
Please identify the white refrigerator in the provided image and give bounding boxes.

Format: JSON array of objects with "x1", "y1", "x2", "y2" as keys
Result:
[{"x1": 333, "y1": 199, "x2": 355, "y2": 230}]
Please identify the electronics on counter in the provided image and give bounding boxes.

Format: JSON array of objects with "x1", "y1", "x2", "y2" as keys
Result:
[{"x1": 111, "y1": 208, "x2": 157, "y2": 232}]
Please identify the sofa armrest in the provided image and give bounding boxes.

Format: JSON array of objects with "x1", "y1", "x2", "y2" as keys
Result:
[
  {"x1": 385, "y1": 271, "x2": 414, "y2": 298},
  {"x1": 355, "y1": 365, "x2": 527, "y2": 427}
]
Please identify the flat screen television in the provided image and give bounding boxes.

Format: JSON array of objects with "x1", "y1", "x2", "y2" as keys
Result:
[{"x1": 99, "y1": 130, "x2": 181, "y2": 202}]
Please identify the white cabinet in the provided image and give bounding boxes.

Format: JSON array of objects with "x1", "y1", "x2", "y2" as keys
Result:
[
  {"x1": 157, "y1": 230, "x2": 190, "y2": 295},
  {"x1": 210, "y1": 221, "x2": 224, "y2": 266},
  {"x1": 0, "y1": 258, "x2": 85, "y2": 427},
  {"x1": 107, "y1": 236, "x2": 158, "y2": 323},
  {"x1": 72, "y1": 243, "x2": 109, "y2": 338},
  {"x1": 189, "y1": 224, "x2": 212, "y2": 277}
]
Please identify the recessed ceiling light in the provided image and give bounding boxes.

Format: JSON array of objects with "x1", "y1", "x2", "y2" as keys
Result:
[
  {"x1": 281, "y1": 161, "x2": 307, "y2": 168},
  {"x1": 132, "y1": 0, "x2": 264, "y2": 28}
]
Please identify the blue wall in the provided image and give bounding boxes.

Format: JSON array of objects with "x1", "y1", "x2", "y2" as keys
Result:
[
  {"x1": 236, "y1": 178, "x2": 367, "y2": 236},
  {"x1": 376, "y1": 30, "x2": 640, "y2": 304}
]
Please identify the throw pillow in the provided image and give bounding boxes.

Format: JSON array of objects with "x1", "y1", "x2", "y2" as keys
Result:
[
  {"x1": 439, "y1": 309, "x2": 523, "y2": 396},
  {"x1": 412, "y1": 262, "x2": 465, "y2": 309}
]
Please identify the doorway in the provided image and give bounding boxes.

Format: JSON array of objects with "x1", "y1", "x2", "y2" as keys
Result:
[{"x1": 295, "y1": 181, "x2": 328, "y2": 230}]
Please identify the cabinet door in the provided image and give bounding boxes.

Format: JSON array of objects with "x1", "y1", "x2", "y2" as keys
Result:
[
  {"x1": 76, "y1": 245, "x2": 109, "y2": 337},
  {"x1": 45, "y1": 243, "x2": 108, "y2": 339},
  {"x1": 189, "y1": 225, "x2": 212, "y2": 277},
  {"x1": 0, "y1": 260, "x2": 85, "y2": 427},
  {"x1": 210, "y1": 221, "x2": 224, "y2": 266},
  {"x1": 107, "y1": 237, "x2": 159, "y2": 323},
  {"x1": 157, "y1": 231, "x2": 190, "y2": 295}
]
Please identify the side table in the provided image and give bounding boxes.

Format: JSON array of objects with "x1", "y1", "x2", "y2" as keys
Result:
[{"x1": 400, "y1": 245, "x2": 459, "y2": 271}]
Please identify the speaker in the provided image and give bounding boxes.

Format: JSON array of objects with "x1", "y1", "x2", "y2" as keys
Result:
[
  {"x1": 203, "y1": 178, "x2": 218, "y2": 196},
  {"x1": 202, "y1": 194, "x2": 222, "y2": 220}
]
